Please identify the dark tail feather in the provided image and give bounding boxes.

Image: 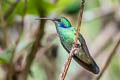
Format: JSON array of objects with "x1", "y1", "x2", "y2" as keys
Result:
[{"x1": 73, "y1": 55, "x2": 100, "y2": 74}]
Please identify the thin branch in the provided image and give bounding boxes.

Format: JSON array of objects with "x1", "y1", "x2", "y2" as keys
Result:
[
  {"x1": 6, "y1": 38, "x2": 20, "y2": 80},
  {"x1": 94, "y1": 33, "x2": 120, "y2": 80},
  {"x1": 6, "y1": 0, "x2": 27, "y2": 80},
  {"x1": 59, "y1": 0, "x2": 85, "y2": 80},
  {"x1": 19, "y1": 14, "x2": 46, "y2": 80},
  {"x1": 13, "y1": 0, "x2": 27, "y2": 63}
]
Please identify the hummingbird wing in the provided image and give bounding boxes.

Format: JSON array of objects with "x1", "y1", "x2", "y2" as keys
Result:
[
  {"x1": 59, "y1": 27, "x2": 99, "y2": 74},
  {"x1": 73, "y1": 33, "x2": 99, "y2": 74}
]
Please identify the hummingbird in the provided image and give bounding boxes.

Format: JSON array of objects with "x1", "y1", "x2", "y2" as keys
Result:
[{"x1": 36, "y1": 16, "x2": 100, "y2": 74}]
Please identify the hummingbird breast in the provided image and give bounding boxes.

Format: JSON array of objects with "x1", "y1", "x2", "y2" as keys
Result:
[
  {"x1": 56, "y1": 27, "x2": 75, "y2": 51},
  {"x1": 56, "y1": 26, "x2": 100, "y2": 74}
]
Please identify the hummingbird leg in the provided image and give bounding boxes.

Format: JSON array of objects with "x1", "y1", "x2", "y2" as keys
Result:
[
  {"x1": 72, "y1": 42, "x2": 81, "y2": 47},
  {"x1": 69, "y1": 47, "x2": 80, "y2": 55},
  {"x1": 73, "y1": 48, "x2": 80, "y2": 55},
  {"x1": 72, "y1": 42, "x2": 81, "y2": 55}
]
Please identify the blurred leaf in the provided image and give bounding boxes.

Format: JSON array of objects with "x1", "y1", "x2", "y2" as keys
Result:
[
  {"x1": 57, "y1": 0, "x2": 100, "y2": 13},
  {"x1": 1, "y1": 0, "x2": 15, "y2": 14},
  {"x1": 63, "y1": 1, "x2": 80, "y2": 14},
  {"x1": 0, "y1": 39, "x2": 33, "y2": 64},
  {"x1": 32, "y1": 0, "x2": 56, "y2": 14},
  {"x1": 0, "y1": 46, "x2": 14, "y2": 64},
  {"x1": 14, "y1": 0, "x2": 56, "y2": 15},
  {"x1": 56, "y1": 0, "x2": 75, "y2": 11}
]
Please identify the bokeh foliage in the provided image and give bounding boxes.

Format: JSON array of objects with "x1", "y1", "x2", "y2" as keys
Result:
[{"x1": 0, "y1": 0, "x2": 120, "y2": 80}]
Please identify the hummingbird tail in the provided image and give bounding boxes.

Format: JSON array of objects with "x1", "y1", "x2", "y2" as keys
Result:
[{"x1": 73, "y1": 55, "x2": 100, "y2": 74}]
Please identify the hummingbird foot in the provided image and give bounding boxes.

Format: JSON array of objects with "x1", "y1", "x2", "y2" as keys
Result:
[
  {"x1": 72, "y1": 42, "x2": 81, "y2": 48},
  {"x1": 73, "y1": 48, "x2": 80, "y2": 55}
]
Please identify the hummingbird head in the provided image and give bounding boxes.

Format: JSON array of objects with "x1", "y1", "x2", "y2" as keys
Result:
[
  {"x1": 53, "y1": 17, "x2": 72, "y2": 28},
  {"x1": 36, "y1": 16, "x2": 72, "y2": 28}
]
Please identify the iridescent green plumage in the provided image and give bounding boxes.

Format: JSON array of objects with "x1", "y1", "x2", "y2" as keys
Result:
[{"x1": 37, "y1": 16, "x2": 100, "y2": 74}]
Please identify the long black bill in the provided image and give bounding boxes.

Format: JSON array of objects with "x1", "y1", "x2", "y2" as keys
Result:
[{"x1": 35, "y1": 18, "x2": 55, "y2": 21}]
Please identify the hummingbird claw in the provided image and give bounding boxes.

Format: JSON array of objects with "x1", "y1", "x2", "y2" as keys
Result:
[
  {"x1": 73, "y1": 48, "x2": 80, "y2": 55},
  {"x1": 72, "y1": 42, "x2": 80, "y2": 47}
]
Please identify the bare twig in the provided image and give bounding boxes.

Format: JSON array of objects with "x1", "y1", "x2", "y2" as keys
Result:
[
  {"x1": 59, "y1": 0, "x2": 85, "y2": 80},
  {"x1": 13, "y1": 0, "x2": 27, "y2": 63},
  {"x1": 6, "y1": 39, "x2": 20, "y2": 80},
  {"x1": 94, "y1": 33, "x2": 120, "y2": 80},
  {"x1": 6, "y1": 0, "x2": 27, "y2": 80},
  {"x1": 19, "y1": 14, "x2": 46, "y2": 80}
]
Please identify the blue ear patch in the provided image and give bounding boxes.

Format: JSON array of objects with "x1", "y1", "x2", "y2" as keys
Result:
[
  {"x1": 59, "y1": 22, "x2": 71, "y2": 28},
  {"x1": 60, "y1": 22, "x2": 66, "y2": 28}
]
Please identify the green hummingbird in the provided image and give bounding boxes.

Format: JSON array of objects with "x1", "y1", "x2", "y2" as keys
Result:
[{"x1": 36, "y1": 16, "x2": 100, "y2": 74}]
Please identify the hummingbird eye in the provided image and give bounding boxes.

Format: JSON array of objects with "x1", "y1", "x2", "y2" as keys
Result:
[{"x1": 55, "y1": 19, "x2": 61, "y2": 22}]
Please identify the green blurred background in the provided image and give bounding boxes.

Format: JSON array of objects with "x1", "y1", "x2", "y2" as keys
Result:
[{"x1": 0, "y1": 0, "x2": 120, "y2": 80}]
